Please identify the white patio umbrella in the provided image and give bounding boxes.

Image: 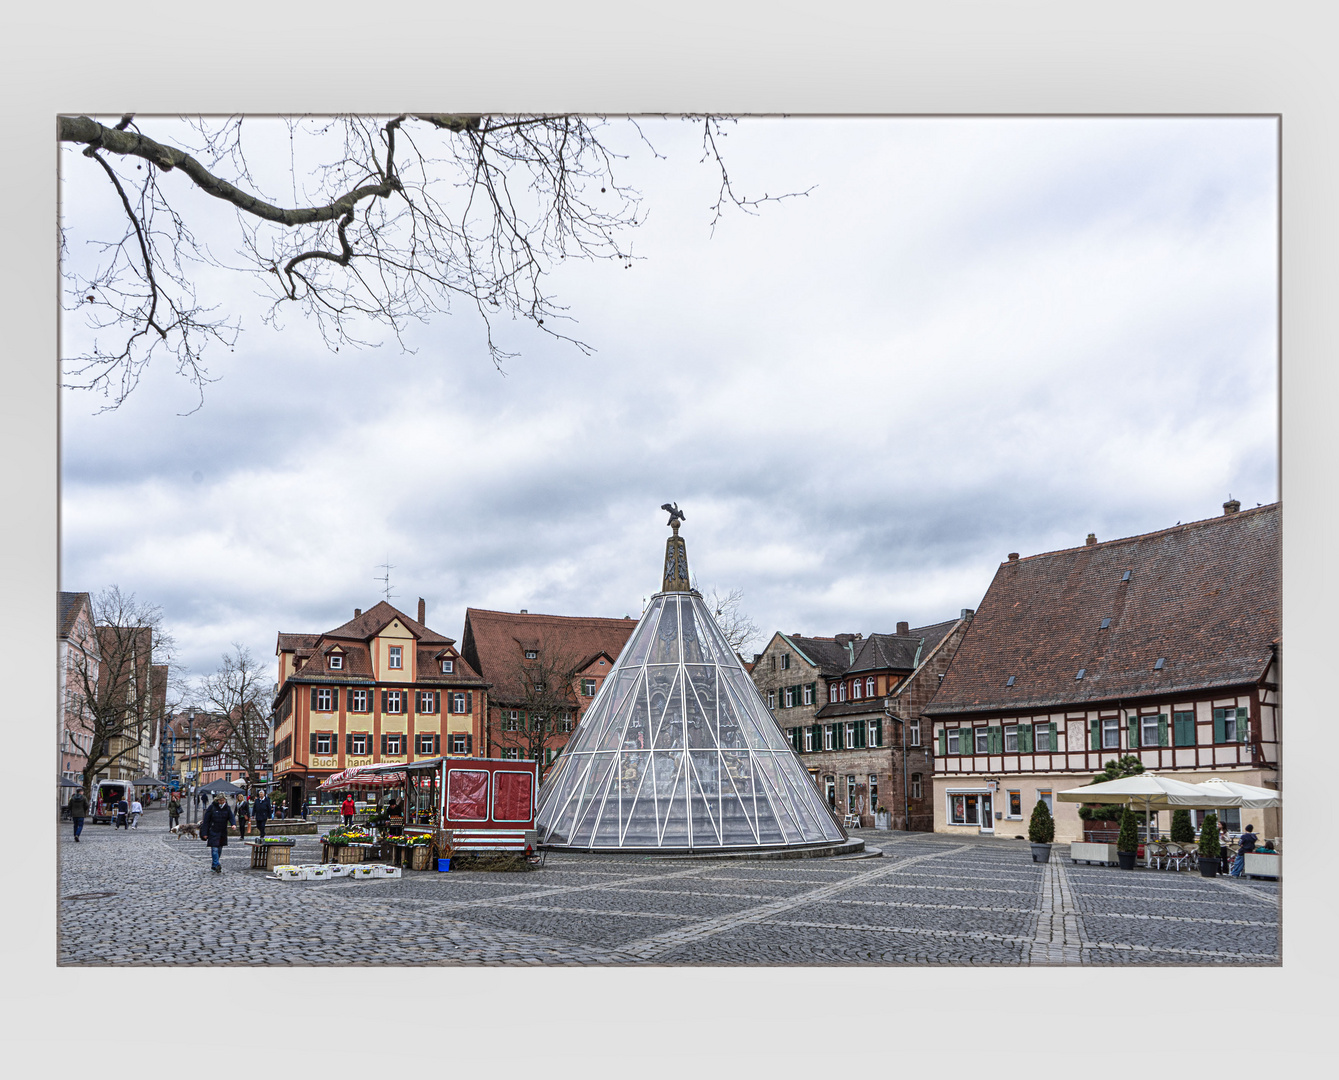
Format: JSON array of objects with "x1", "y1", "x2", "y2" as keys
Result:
[
  {"x1": 1057, "y1": 774, "x2": 1240, "y2": 866},
  {"x1": 1194, "y1": 777, "x2": 1281, "y2": 810}
]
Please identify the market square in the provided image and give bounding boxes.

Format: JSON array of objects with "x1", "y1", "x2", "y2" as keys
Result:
[{"x1": 58, "y1": 805, "x2": 1279, "y2": 967}]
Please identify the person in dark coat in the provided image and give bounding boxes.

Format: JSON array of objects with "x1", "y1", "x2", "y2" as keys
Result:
[
  {"x1": 201, "y1": 794, "x2": 235, "y2": 874},
  {"x1": 168, "y1": 796, "x2": 182, "y2": 829},
  {"x1": 235, "y1": 795, "x2": 251, "y2": 840},
  {"x1": 253, "y1": 792, "x2": 272, "y2": 838},
  {"x1": 68, "y1": 791, "x2": 89, "y2": 842},
  {"x1": 115, "y1": 797, "x2": 129, "y2": 830}
]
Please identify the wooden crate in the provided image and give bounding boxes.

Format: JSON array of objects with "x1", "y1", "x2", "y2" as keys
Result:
[
  {"x1": 249, "y1": 842, "x2": 295, "y2": 870},
  {"x1": 408, "y1": 845, "x2": 432, "y2": 871}
]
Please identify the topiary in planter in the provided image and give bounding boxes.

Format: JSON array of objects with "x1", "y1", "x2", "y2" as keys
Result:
[
  {"x1": 1028, "y1": 798, "x2": 1055, "y2": 844},
  {"x1": 1117, "y1": 807, "x2": 1139, "y2": 853},
  {"x1": 1170, "y1": 809, "x2": 1195, "y2": 844},
  {"x1": 1198, "y1": 812, "x2": 1221, "y2": 858}
]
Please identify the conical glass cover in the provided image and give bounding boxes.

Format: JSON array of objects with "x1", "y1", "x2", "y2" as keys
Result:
[{"x1": 537, "y1": 586, "x2": 846, "y2": 851}]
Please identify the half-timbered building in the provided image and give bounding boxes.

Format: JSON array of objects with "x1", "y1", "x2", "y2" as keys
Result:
[
  {"x1": 272, "y1": 599, "x2": 488, "y2": 814},
  {"x1": 924, "y1": 501, "x2": 1280, "y2": 842}
]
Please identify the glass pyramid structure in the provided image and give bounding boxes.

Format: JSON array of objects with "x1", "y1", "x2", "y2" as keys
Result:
[{"x1": 535, "y1": 514, "x2": 846, "y2": 852}]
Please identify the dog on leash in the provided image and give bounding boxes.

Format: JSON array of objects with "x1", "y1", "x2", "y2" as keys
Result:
[{"x1": 173, "y1": 822, "x2": 200, "y2": 840}]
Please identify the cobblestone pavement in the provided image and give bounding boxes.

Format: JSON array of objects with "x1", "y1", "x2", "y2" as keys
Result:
[{"x1": 57, "y1": 812, "x2": 1280, "y2": 966}]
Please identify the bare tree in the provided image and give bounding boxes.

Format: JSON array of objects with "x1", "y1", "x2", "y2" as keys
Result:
[
  {"x1": 68, "y1": 586, "x2": 179, "y2": 802},
  {"x1": 702, "y1": 585, "x2": 762, "y2": 658},
  {"x1": 490, "y1": 645, "x2": 586, "y2": 783},
  {"x1": 59, "y1": 114, "x2": 808, "y2": 410},
  {"x1": 196, "y1": 644, "x2": 275, "y2": 790}
]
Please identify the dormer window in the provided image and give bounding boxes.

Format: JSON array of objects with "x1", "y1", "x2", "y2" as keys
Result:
[
  {"x1": 388, "y1": 646, "x2": 402, "y2": 669},
  {"x1": 524, "y1": 649, "x2": 538, "y2": 660},
  {"x1": 441, "y1": 658, "x2": 454, "y2": 674},
  {"x1": 329, "y1": 654, "x2": 343, "y2": 670}
]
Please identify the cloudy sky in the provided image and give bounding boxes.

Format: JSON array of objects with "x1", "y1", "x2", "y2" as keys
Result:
[{"x1": 59, "y1": 116, "x2": 1278, "y2": 683}]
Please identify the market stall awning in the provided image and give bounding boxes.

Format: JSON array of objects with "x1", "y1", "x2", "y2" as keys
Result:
[
  {"x1": 317, "y1": 764, "x2": 407, "y2": 791},
  {"x1": 132, "y1": 775, "x2": 167, "y2": 786},
  {"x1": 1194, "y1": 777, "x2": 1282, "y2": 809},
  {"x1": 58, "y1": 776, "x2": 81, "y2": 788},
  {"x1": 1056, "y1": 773, "x2": 1241, "y2": 810}
]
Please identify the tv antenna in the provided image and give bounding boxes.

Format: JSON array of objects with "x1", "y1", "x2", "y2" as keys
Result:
[{"x1": 375, "y1": 556, "x2": 396, "y2": 602}]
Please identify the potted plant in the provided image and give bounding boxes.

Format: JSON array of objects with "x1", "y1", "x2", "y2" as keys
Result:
[
  {"x1": 1170, "y1": 809, "x2": 1195, "y2": 845},
  {"x1": 1116, "y1": 807, "x2": 1139, "y2": 870},
  {"x1": 1028, "y1": 798, "x2": 1055, "y2": 862},
  {"x1": 1197, "y1": 811, "x2": 1221, "y2": 876},
  {"x1": 874, "y1": 805, "x2": 892, "y2": 830}
]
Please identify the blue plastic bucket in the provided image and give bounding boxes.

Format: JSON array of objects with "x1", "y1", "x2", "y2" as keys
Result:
[{"x1": 437, "y1": 858, "x2": 451, "y2": 872}]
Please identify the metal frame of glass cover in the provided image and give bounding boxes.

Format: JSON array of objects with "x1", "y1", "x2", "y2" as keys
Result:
[{"x1": 536, "y1": 591, "x2": 846, "y2": 851}]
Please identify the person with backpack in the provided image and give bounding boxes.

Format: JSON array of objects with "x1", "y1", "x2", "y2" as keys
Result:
[{"x1": 68, "y1": 790, "x2": 89, "y2": 842}]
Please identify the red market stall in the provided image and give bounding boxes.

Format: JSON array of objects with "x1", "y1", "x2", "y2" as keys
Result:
[{"x1": 363, "y1": 757, "x2": 539, "y2": 862}]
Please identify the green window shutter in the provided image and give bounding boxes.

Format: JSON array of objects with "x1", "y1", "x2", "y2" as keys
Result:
[
  {"x1": 992, "y1": 726, "x2": 1003, "y2": 754},
  {"x1": 345, "y1": 733, "x2": 352, "y2": 754},
  {"x1": 1213, "y1": 708, "x2": 1226, "y2": 744},
  {"x1": 1049, "y1": 722, "x2": 1058, "y2": 753},
  {"x1": 434, "y1": 691, "x2": 440, "y2": 713},
  {"x1": 835, "y1": 723, "x2": 844, "y2": 750},
  {"x1": 380, "y1": 733, "x2": 387, "y2": 755},
  {"x1": 1238, "y1": 707, "x2": 1250, "y2": 742},
  {"x1": 331, "y1": 688, "x2": 339, "y2": 711},
  {"x1": 466, "y1": 691, "x2": 473, "y2": 713},
  {"x1": 1158, "y1": 714, "x2": 1168, "y2": 748},
  {"x1": 309, "y1": 733, "x2": 317, "y2": 755},
  {"x1": 856, "y1": 722, "x2": 866, "y2": 749},
  {"x1": 465, "y1": 734, "x2": 473, "y2": 755},
  {"x1": 309, "y1": 687, "x2": 318, "y2": 711},
  {"x1": 434, "y1": 733, "x2": 440, "y2": 755},
  {"x1": 381, "y1": 689, "x2": 388, "y2": 714},
  {"x1": 1176, "y1": 712, "x2": 1195, "y2": 747},
  {"x1": 875, "y1": 718, "x2": 883, "y2": 747},
  {"x1": 1090, "y1": 719, "x2": 1100, "y2": 751},
  {"x1": 939, "y1": 729, "x2": 947, "y2": 757},
  {"x1": 1018, "y1": 724, "x2": 1033, "y2": 754},
  {"x1": 1128, "y1": 715, "x2": 1139, "y2": 749}
]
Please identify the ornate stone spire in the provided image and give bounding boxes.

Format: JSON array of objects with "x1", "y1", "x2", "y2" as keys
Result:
[{"x1": 660, "y1": 502, "x2": 690, "y2": 592}]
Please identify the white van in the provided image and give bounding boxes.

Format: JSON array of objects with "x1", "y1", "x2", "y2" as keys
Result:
[{"x1": 92, "y1": 779, "x2": 133, "y2": 824}]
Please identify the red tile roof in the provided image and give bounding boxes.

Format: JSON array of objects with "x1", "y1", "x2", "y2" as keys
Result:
[
  {"x1": 925, "y1": 504, "x2": 1279, "y2": 715},
  {"x1": 277, "y1": 601, "x2": 483, "y2": 684},
  {"x1": 461, "y1": 608, "x2": 638, "y2": 704}
]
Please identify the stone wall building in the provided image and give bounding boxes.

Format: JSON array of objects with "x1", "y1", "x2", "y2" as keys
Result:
[
  {"x1": 751, "y1": 613, "x2": 974, "y2": 830},
  {"x1": 924, "y1": 501, "x2": 1280, "y2": 843}
]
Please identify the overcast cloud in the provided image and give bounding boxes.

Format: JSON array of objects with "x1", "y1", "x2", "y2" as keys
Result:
[{"x1": 59, "y1": 117, "x2": 1278, "y2": 681}]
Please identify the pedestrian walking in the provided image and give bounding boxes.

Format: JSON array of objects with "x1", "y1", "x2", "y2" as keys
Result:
[
  {"x1": 168, "y1": 795, "x2": 181, "y2": 829},
  {"x1": 115, "y1": 797, "x2": 129, "y2": 830},
  {"x1": 253, "y1": 792, "x2": 272, "y2": 838},
  {"x1": 201, "y1": 793, "x2": 235, "y2": 874},
  {"x1": 130, "y1": 797, "x2": 143, "y2": 829},
  {"x1": 341, "y1": 795, "x2": 356, "y2": 827},
  {"x1": 68, "y1": 790, "x2": 88, "y2": 842},
  {"x1": 236, "y1": 794, "x2": 251, "y2": 840},
  {"x1": 1230, "y1": 823, "x2": 1258, "y2": 876}
]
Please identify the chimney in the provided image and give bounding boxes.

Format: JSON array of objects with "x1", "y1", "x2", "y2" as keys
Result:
[
  {"x1": 897, "y1": 621, "x2": 910, "y2": 635},
  {"x1": 960, "y1": 608, "x2": 974, "y2": 619},
  {"x1": 1223, "y1": 498, "x2": 1241, "y2": 515},
  {"x1": 417, "y1": 597, "x2": 426, "y2": 624},
  {"x1": 354, "y1": 608, "x2": 362, "y2": 618},
  {"x1": 1007, "y1": 552, "x2": 1019, "y2": 562},
  {"x1": 520, "y1": 609, "x2": 528, "y2": 615},
  {"x1": 1085, "y1": 533, "x2": 1097, "y2": 546}
]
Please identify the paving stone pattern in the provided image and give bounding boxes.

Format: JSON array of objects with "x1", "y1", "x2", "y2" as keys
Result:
[{"x1": 58, "y1": 809, "x2": 1280, "y2": 966}]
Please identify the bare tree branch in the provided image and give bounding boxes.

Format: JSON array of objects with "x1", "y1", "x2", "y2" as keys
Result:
[{"x1": 60, "y1": 114, "x2": 807, "y2": 410}]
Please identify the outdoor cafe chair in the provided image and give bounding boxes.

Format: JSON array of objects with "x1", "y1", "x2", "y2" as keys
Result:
[
  {"x1": 1162, "y1": 843, "x2": 1191, "y2": 870},
  {"x1": 1145, "y1": 842, "x2": 1168, "y2": 869}
]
